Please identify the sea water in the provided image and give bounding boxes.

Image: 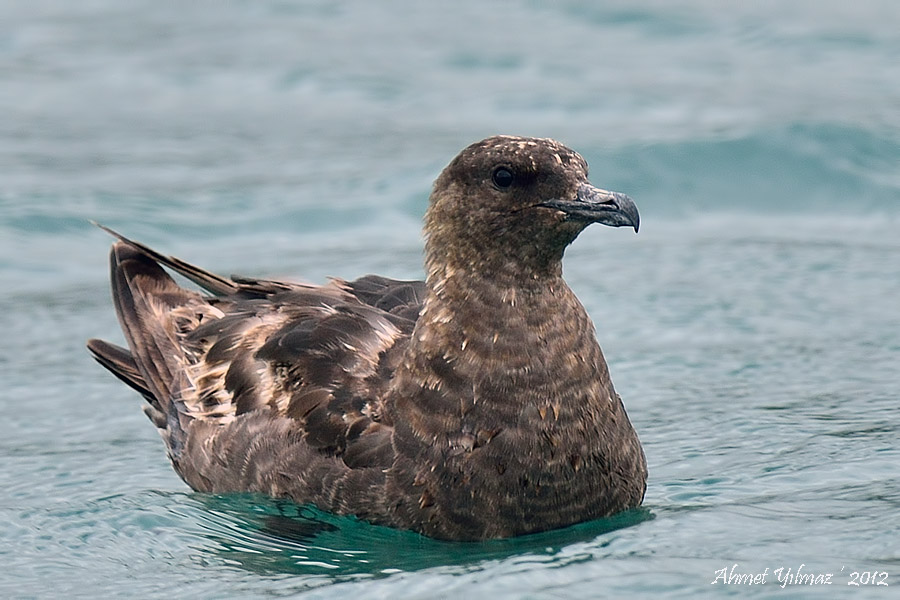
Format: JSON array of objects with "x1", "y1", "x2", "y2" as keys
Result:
[{"x1": 1, "y1": 1, "x2": 898, "y2": 598}]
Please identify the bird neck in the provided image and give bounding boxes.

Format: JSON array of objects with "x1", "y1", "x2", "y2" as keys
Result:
[
  {"x1": 421, "y1": 210, "x2": 572, "y2": 285},
  {"x1": 390, "y1": 257, "x2": 611, "y2": 423}
]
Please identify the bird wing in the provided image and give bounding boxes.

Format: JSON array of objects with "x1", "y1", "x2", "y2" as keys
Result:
[{"x1": 87, "y1": 229, "x2": 424, "y2": 475}]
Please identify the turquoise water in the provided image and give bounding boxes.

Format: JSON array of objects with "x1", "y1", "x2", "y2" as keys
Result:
[{"x1": 2, "y1": 1, "x2": 899, "y2": 598}]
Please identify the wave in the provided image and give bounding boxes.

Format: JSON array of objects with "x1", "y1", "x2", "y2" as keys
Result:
[{"x1": 582, "y1": 123, "x2": 899, "y2": 215}]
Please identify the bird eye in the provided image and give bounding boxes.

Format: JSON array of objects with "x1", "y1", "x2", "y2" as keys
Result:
[{"x1": 491, "y1": 167, "x2": 514, "y2": 189}]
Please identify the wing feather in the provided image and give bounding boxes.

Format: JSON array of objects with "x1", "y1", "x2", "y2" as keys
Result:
[{"x1": 89, "y1": 231, "x2": 425, "y2": 485}]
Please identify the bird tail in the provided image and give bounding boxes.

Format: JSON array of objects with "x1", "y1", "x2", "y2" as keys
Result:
[{"x1": 87, "y1": 236, "x2": 225, "y2": 459}]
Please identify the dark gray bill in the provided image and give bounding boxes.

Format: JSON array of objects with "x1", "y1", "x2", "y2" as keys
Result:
[{"x1": 540, "y1": 183, "x2": 639, "y2": 232}]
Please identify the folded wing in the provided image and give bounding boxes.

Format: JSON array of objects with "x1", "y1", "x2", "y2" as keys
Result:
[{"x1": 88, "y1": 232, "x2": 424, "y2": 485}]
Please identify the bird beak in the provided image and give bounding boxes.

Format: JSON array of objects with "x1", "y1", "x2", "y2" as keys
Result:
[{"x1": 540, "y1": 183, "x2": 640, "y2": 232}]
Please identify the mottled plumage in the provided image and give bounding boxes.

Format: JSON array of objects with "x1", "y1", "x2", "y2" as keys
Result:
[{"x1": 88, "y1": 136, "x2": 647, "y2": 540}]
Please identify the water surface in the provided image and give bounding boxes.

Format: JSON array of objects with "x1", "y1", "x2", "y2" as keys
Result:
[{"x1": 2, "y1": 1, "x2": 899, "y2": 598}]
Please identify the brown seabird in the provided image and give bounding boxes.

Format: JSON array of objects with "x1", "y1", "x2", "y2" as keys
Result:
[{"x1": 87, "y1": 135, "x2": 647, "y2": 541}]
